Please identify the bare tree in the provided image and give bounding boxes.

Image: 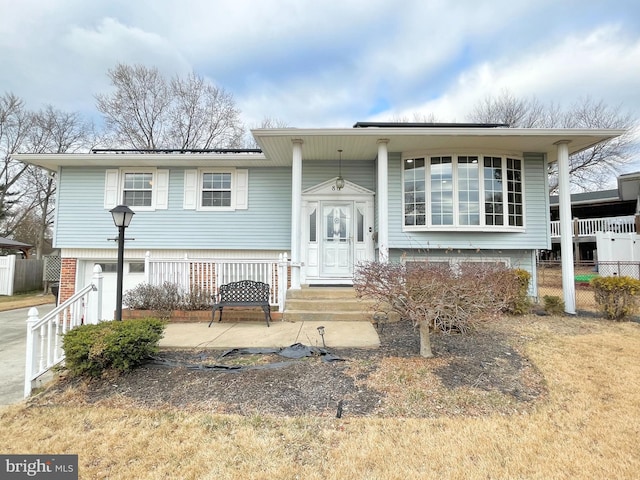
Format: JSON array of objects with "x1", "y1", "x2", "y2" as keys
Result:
[
  {"x1": 470, "y1": 89, "x2": 547, "y2": 127},
  {"x1": 388, "y1": 112, "x2": 441, "y2": 123},
  {"x1": 1, "y1": 103, "x2": 95, "y2": 257},
  {"x1": 245, "y1": 116, "x2": 290, "y2": 148},
  {"x1": 96, "y1": 64, "x2": 245, "y2": 150},
  {"x1": 169, "y1": 72, "x2": 244, "y2": 149},
  {"x1": 469, "y1": 90, "x2": 637, "y2": 192},
  {"x1": 551, "y1": 98, "x2": 637, "y2": 192},
  {"x1": 29, "y1": 105, "x2": 97, "y2": 154},
  {"x1": 0, "y1": 93, "x2": 36, "y2": 230}
]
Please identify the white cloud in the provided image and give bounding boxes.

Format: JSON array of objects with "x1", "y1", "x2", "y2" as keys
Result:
[
  {"x1": 0, "y1": 0, "x2": 639, "y2": 134},
  {"x1": 391, "y1": 24, "x2": 640, "y2": 123}
]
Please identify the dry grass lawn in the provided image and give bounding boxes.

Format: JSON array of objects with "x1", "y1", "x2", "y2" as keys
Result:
[
  {"x1": 0, "y1": 291, "x2": 55, "y2": 311},
  {"x1": 1, "y1": 315, "x2": 639, "y2": 479}
]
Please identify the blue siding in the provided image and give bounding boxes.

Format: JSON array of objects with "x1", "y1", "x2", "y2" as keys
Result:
[
  {"x1": 302, "y1": 160, "x2": 375, "y2": 190},
  {"x1": 55, "y1": 167, "x2": 292, "y2": 250},
  {"x1": 386, "y1": 152, "x2": 550, "y2": 250}
]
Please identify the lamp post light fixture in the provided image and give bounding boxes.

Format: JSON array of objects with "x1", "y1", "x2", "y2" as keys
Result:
[{"x1": 110, "y1": 205, "x2": 135, "y2": 321}]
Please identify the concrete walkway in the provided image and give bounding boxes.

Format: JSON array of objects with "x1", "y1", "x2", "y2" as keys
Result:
[
  {"x1": 1, "y1": 309, "x2": 378, "y2": 406},
  {"x1": 160, "y1": 320, "x2": 380, "y2": 350},
  {"x1": 0, "y1": 304, "x2": 56, "y2": 406}
]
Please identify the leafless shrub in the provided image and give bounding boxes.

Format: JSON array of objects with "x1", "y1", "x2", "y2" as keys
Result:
[
  {"x1": 181, "y1": 285, "x2": 214, "y2": 311},
  {"x1": 354, "y1": 261, "x2": 523, "y2": 357},
  {"x1": 123, "y1": 282, "x2": 182, "y2": 319}
]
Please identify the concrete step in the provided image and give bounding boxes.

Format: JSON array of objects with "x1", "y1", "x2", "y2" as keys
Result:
[
  {"x1": 287, "y1": 287, "x2": 358, "y2": 300},
  {"x1": 285, "y1": 298, "x2": 375, "y2": 312},
  {"x1": 283, "y1": 310, "x2": 373, "y2": 322},
  {"x1": 283, "y1": 286, "x2": 382, "y2": 322}
]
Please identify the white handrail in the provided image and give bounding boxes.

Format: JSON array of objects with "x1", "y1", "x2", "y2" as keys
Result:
[{"x1": 24, "y1": 265, "x2": 103, "y2": 397}]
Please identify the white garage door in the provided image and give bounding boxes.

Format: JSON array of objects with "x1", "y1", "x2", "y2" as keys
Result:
[{"x1": 82, "y1": 261, "x2": 146, "y2": 320}]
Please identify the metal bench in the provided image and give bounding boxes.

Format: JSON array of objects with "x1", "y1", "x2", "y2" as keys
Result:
[{"x1": 209, "y1": 280, "x2": 272, "y2": 327}]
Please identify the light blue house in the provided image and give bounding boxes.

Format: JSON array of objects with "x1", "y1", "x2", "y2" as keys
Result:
[{"x1": 15, "y1": 123, "x2": 623, "y2": 319}]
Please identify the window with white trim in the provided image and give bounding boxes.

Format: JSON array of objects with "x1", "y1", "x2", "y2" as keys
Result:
[
  {"x1": 104, "y1": 168, "x2": 169, "y2": 211},
  {"x1": 123, "y1": 172, "x2": 153, "y2": 206},
  {"x1": 403, "y1": 154, "x2": 524, "y2": 229},
  {"x1": 183, "y1": 168, "x2": 248, "y2": 211},
  {"x1": 202, "y1": 172, "x2": 232, "y2": 207}
]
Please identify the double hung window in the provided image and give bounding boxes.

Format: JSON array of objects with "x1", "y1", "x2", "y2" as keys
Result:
[
  {"x1": 201, "y1": 172, "x2": 232, "y2": 207},
  {"x1": 183, "y1": 168, "x2": 248, "y2": 211},
  {"x1": 123, "y1": 172, "x2": 153, "y2": 207},
  {"x1": 104, "y1": 168, "x2": 168, "y2": 211}
]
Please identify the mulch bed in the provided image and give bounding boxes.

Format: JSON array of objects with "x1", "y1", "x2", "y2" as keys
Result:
[{"x1": 33, "y1": 319, "x2": 546, "y2": 418}]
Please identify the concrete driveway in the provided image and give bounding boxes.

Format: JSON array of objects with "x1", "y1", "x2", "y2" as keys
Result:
[{"x1": 0, "y1": 304, "x2": 55, "y2": 405}]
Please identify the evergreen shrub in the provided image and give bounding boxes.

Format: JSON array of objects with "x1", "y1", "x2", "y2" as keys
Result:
[{"x1": 62, "y1": 318, "x2": 165, "y2": 377}]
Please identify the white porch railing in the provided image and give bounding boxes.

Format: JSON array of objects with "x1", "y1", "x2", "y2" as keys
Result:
[
  {"x1": 24, "y1": 265, "x2": 104, "y2": 397},
  {"x1": 550, "y1": 215, "x2": 636, "y2": 238},
  {"x1": 144, "y1": 253, "x2": 290, "y2": 310}
]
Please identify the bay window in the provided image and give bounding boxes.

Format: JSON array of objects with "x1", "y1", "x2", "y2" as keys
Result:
[{"x1": 403, "y1": 154, "x2": 524, "y2": 229}]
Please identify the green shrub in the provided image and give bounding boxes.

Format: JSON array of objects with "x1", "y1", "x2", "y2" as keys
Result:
[
  {"x1": 543, "y1": 295, "x2": 565, "y2": 315},
  {"x1": 62, "y1": 318, "x2": 166, "y2": 377},
  {"x1": 504, "y1": 268, "x2": 532, "y2": 315},
  {"x1": 591, "y1": 275, "x2": 640, "y2": 321}
]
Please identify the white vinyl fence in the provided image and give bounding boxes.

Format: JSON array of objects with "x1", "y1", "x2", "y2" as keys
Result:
[
  {"x1": 0, "y1": 255, "x2": 45, "y2": 295},
  {"x1": 0, "y1": 255, "x2": 15, "y2": 295}
]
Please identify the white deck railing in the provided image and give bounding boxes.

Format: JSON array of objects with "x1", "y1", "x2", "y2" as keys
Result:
[
  {"x1": 550, "y1": 215, "x2": 636, "y2": 238},
  {"x1": 144, "y1": 253, "x2": 290, "y2": 310},
  {"x1": 24, "y1": 265, "x2": 104, "y2": 397}
]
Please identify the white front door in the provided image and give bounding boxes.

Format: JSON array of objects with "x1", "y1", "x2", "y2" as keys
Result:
[
  {"x1": 321, "y1": 203, "x2": 352, "y2": 277},
  {"x1": 301, "y1": 178, "x2": 375, "y2": 284}
]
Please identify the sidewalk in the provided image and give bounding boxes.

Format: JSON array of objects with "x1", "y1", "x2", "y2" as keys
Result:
[{"x1": 160, "y1": 320, "x2": 380, "y2": 350}]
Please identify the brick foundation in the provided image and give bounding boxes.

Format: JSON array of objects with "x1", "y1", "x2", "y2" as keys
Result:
[
  {"x1": 59, "y1": 258, "x2": 78, "y2": 304},
  {"x1": 122, "y1": 307, "x2": 282, "y2": 323}
]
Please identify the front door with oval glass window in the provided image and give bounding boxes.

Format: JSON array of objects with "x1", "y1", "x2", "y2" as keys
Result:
[{"x1": 321, "y1": 203, "x2": 352, "y2": 277}]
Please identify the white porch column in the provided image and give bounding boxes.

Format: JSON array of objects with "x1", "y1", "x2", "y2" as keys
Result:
[
  {"x1": 290, "y1": 139, "x2": 303, "y2": 289},
  {"x1": 377, "y1": 139, "x2": 390, "y2": 262},
  {"x1": 556, "y1": 140, "x2": 576, "y2": 314}
]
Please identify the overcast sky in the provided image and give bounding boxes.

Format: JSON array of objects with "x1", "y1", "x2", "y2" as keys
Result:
[{"x1": 1, "y1": 0, "x2": 639, "y2": 134}]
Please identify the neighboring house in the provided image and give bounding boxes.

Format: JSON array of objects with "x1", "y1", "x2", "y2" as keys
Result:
[
  {"x1": 14, "y1": 122, "x2": 624, "y2": 317},
  {"x1": 548, "y1": 172, "x2": 640, "y2": 261}
]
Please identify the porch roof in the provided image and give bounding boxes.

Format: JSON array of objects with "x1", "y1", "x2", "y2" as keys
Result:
[
  {"x1": 252, "y1": 126, "x2": 625, "y2": 164},
  {"x1": 12, "y1": 126, "x2": 625, "y2": 170}
]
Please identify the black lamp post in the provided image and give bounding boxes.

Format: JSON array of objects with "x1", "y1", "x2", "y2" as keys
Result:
[{"x1": 110, "y1": 205, "x2": 135, "y2": 321}]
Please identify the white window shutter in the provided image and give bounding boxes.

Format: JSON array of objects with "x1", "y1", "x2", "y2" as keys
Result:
[
  {"x1": 183, "y1": 170, "x2": 198, "y2": 209},
  {"x1": 104, "y1": 169, "x2": 119, "y2": 209},
  {"x1": 235, "y1": 169, "x2": 248, "y2": 210},
  {"x1": 155, "y1": 170, "x2": 169, "y2": 209}
]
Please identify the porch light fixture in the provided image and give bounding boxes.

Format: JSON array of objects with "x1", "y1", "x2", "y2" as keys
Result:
[
  {"x1": 110, "y1": 205, "x2": 135, "y2": 321},
  {"x1": 333, "y1": 149, "x2": 345, "y2": 191}
]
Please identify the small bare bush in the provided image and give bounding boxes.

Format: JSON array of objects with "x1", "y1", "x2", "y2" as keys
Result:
[
  {"x1": 181, "y1": 285, "x2": 214, "y2": 311},
  {"x1": 123, "y1": 282, "x2": 182, "y2": 319},
  {"x1": 123, "y1": 282, "x2": 213, "y2": 317}
]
